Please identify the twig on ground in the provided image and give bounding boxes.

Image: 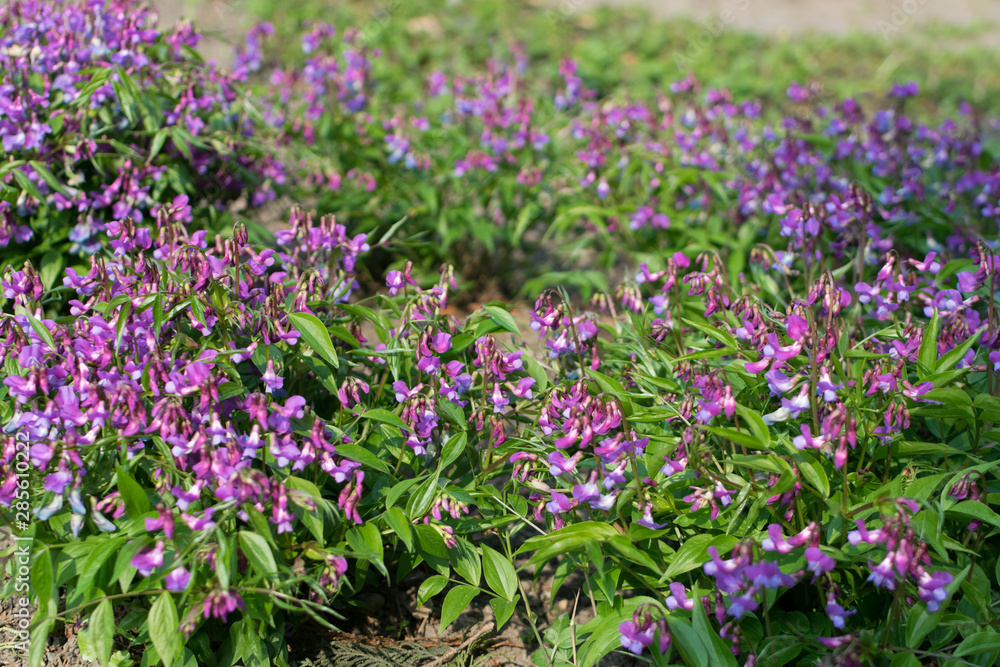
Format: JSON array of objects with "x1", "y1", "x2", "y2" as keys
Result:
[{"x1": 421, "y1": 621, "x2": 495, "y2": 667}]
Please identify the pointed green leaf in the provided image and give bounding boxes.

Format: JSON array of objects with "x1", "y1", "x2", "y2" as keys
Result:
[
  {"x1": 149, "y1": 592, "x2": 180, "y2": 667},
  {"x1": 288, "y1": 312, "x2": 339, "y2": 368},
  {"x1": 90, "y1": 599, "x2": 115, "y2": 667},
  {"x1": 483, "y1": 305, "x2": 519, "y2": 336},
  {"x1": 383, "y1": 507, "x2": 414, "y2": 552},
  {"x1": 238, "y1": 531, "x2": 277, "y2": 578},
  {"x1": 482, "y1": 545, "x2": 518, "y2": 601},
  {"x1": 440, "y1": 585, "x2": 479, "y2": 632}
]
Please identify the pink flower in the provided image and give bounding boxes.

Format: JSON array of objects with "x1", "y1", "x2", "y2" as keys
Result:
[
  {"x1": 131, "y1": 541, "x2": 166, "y2": 577},
  {"x1": 165, "y1": 566, "x2": 191, "y2": 592}
]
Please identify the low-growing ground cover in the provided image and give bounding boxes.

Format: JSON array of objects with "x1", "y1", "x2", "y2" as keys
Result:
[{"x1": 3, "y1": 2, "x2": 1000, "y2": 667}]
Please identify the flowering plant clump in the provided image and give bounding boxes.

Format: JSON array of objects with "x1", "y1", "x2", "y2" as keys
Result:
[
  {"x1": 0, "y1": 0, "x2": 284, "y2": 271},
  {"x1": 3, "y1": 4, "x2": 1000, "y2": 667},
  {"x1": 240, "y1": 14, "x2": 1000, "y2": 301}
]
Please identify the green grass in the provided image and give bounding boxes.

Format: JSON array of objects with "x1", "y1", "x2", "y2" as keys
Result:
[{"x1": 199, "y1": 0, "x2": 1000, "y2": 119}]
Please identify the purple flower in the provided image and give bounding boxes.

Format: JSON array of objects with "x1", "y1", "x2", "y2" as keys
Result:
[
  {"x1": 764, "y1": 369, "x2": 796, "y2": 396},
  {"x1": 805, "y1": 547, "x2": 836, "y2": 581},
  {"x1": 665, "y1": 582, "x2": 694, "y2": 611},
  {"x1": 618, "y1": 620, "x2": 654, "y2": 655},
  {"x1": 816, "y1": 368, "x2": 843, "y2": 401},
  {"x1": 855, "y1": 282, "x2": 879, "y2": 303},
  {"x1": 703, "y1": 547, "x2": 745, "y2": 593},
  {"x1": 511, "y1": 377, "x2": 535, "y2": 399},
  {"x1": 131, "y1": 541, "x2": 166, "y2": 577},
  {"x1": 917, "y1": 571, "x2": 953, "y2": 611},
  {"x1": 548, "y1": 451, "x2": 583, "y2": 476},
  {"x1": 867, "y1": 554, "x2": 897, "y2": 589},
  {"x1": 386, "y1": 270, "x2": 407, "y2": 295},
  {"x1": 417, "y1": 355, "x2": 441, "y2": 374},
  {"x1": 635, "y1": 504, "x2": 667, "y2": 530},
  {"x1": 847, "y1": 520, "x2": 884, "y2": 546},
  {"x1": 430, "y1": 333, "x2": 452, "y2": 353},
  {"x1": 203, "y1": 589, "x2": 245, "y2": 622},
  {"x1": 181, "y1": 507, "x2": 217, "y2": 532},
  {"x1": 489, "y1": 384, "x2": 510, "y2": 414},
  {"x1": 761, "y1": 523, "x2": 814, "y2": 553},
  {"x1": 727, "y1": 593, "x2": 759, "y2": 619},
  {"x1": 165, "y1": 566, "x2": 191, "y2": 592},
  {"x1": 393, "y1": 381, "x2": 423, "y2": 403},
  {"x1": 261, "y1": 359, "x2": 283, "y2": 394},
  {"x1": 793, "y1": 424, "x2": 827, "y2": 451},
  {"x1": 745, "y1": 561, "x2": 795, "y2": 589},
  {"x1": 957, "y1": 271, "x2": 981, "y2": 293},
  {"x1": 618, "y1": 614, "x2": 669, "y2": 656},
  {"x1": 825, "y1": 601, "x2": 856, "y2": 629},
  {"x1": 546, "y1": 491, "x2": 573, "y2": 514}
]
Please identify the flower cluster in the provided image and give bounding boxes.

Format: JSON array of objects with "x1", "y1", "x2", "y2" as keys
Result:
[{"x1": 0, "y1": 0, "x2": 283, "y2": 256}]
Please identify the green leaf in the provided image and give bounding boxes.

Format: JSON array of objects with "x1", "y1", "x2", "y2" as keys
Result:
[
  {"x1": 115, "y1": 466, "x2": 152, "y2": 519},
  {"x1": 13, "y1": 168, "x2": 43, "y2": 200},
  {"x1": 24, "y1": 311, "x2": 56, "y2": 353},
  {"x1": 666, "y1": 616, "x2": 708, "y2": 667},
  {"x1": 489, "y1": 597, "x2": 517, "y2": 629},
  {"x1": 946, "y1": 501, "x2": 1000, "y2": 529},
  {"x1": 660, "y1": 534, "x2": 738, "y2": 581},
  {"x1": 114, "y1": 301, "x2": 132, "y2": 352},
  {"x1": 734, "y1": 403, "x2": 770, "y2": 447},
  {"x1": 522, "y1": 353, "x2": 550, "y2": 392},
  {"x1": 386, "y1": 477, "x2": 423, "y2": 509},
  {"x1": 481, "y1": 545, "x2": 518, "y2": 601},
  {"x1": 936, "y1": 330, "x2": 981, "y2": 373},
  {"x1": 28, "y1": 160, "x2": 70, "y2": 196},
  {"x1": 148, "y1": 128, "x2": 170, "y2": 162},
  {"x1": 349, "y1": 522, "x2": 386, "y2": 577},
  {"x1": 728, "y1": 454, "x2": 794, "y2": 477},
  {"x1": 30, "y1": 618, "x2": 55, "y2": 667},
  {"x1": 888, "y1": 654, "x2": 921, "y2": 667},
  {"x1": 955, "y1": 631, "x2": 1000, "y2": 657},
  {"x1": 796, "y1": 453, "x2": 831, "y2": 497},
  {"x1": 39, "y1": 250, "x2": 63, "y2": 291},
  {"x1": 413, "y1": 524, "x2": 450, "y2": 576},
  {"x1": 336, "y1": 443, "x2": 391, "y2": 474},
  {"x1": 327, "y1": 324, "x2": 361, "y2": 349},
  {"x1": 90, "y1": 599, "x2": 115, "y2": 667},
  {"x1": 31, "y1": 548, "x2": 54, "y2": 613},
  {"x1": 406, "y1": 472, "x2": 441, "y2": 521},
  {"x1": 577, "y1": 596, "x2": 659, "y2": 667},
  {"x1": 921, "y1": 387, "x2": 972, "y2": 408},
  {"x1": 284, "y1": 476, "x2": 327, "y2": 544},
  {"x1": 606, "y1": 535, "x2": 661, "y2": 574},
  {"x1": 287, "y1": 312, "x2": 339, "y2": 369},
  {"x1": 483, "y1": 305, "x2": 520, "y2": 336},
  {"x1": 439, "y1": 431, "x2": 468, "y2": 469},
  {"x1": 149, "y1": 592, "x2": 180, "y2": 667},
  {"x1": 440, "y1": 585, "x2": 479, "y2": 632},
  {"x1": 681, "y1": 318, "x2": 739, "y2": 350},
  {"x1": 587, "y1": 369, "x2": 627, "y2": 397},
  {"x1": 905, "y1": 565, "x2": 968, "y2": 648},
  {"x1": 450, "y1": 537, "x2": 482, "y2": 586},
  {"x1": 360, "y1": 408, "x2": 409, "y2": 431},
  {"x1": 691, "y1": 586, "x2": 738, "y2": 667},
  {"x1": 418, "y1": 575, "x2": 449, "y2": 605},
  {"x1": 517, "y1": 521, "x2": 619, "y2": 568},
  {"x1": 917, "y1": 313, "x2": 939, "y2": 377},
  {"x1": 383, "y1": 507, "x2": 414, "y2": 552},
  {"x1": 238, "y1": 531, "x2": 278, "y2": 578},
  {"x1": 702, "y1": 425, "x2": 768, "y2": 450}
]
